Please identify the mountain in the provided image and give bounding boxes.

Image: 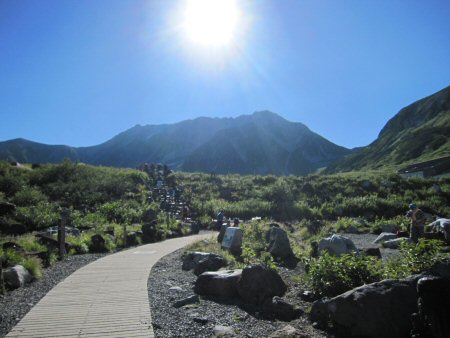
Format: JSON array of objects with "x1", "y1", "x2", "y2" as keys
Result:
[
  {"x1": 327, "y1": 85, "x2": 450, "y2": 172},
  {"x1": 0, "y1": 111, "x2": 351, "y2": 175}
]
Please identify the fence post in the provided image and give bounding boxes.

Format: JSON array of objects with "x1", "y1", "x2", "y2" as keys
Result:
[{"x1": 58, "y1": 208, "x2": 69, "y2": 260}]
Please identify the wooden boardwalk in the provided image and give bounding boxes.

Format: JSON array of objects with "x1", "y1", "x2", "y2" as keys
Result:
[{"x1": 7, "y1": 232, "x2": 213, "y2": 338}]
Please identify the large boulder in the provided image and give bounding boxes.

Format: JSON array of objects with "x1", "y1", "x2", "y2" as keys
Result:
[
  {"x1": 142, "y1": 221, "x2": 158, "y2": 243},
  {"x1": 411, "y1": 276, "x2": 450, "y2": 338},
  {"x1": 236, "y1": 264, "x2": 287, "y2": 305},
  {"x1": 267, "y1": 226, "x2": 294, "y2": 260},
  {"x1": 194, "y1": 269, "x2": 242, "y2": 298},
  {"x1": 318, "y1": 234, "x2": 357, "y2": 256},
  {"x1": 182, "y1": 252, "x2": 212, "y2": 270},
  {"x1": 310, "y1": 276, "x2": 420, "y2": 338},
  {"x1": 3, "y1": 265, "x2": 33, "y2": 289},
  {"x1": 373, "y1": 232, "x2": 397, "y2": 244},
  {"x1": 89, "y1": 234, "x2": 107, "y2": 252}
]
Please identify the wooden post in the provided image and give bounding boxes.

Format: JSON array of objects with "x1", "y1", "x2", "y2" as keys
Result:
[
  {"x1": 58, "y1": 208, "x2": 68, "y2": 260},
  {"x1": 123, "y1": 223, "x2": 127, "y2": 248},
  {"x1": 0, "y1": 258, "x2": 5, "y2": 295}
]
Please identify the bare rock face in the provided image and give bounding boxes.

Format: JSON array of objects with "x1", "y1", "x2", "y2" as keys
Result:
[
  {"x1": 236, "y1": 264, "x2": 287, "y2": 305},
  {"x1": 194, "y1": 269, "x2": 242, "y2": 298},
  {"x1": 310, "y1": 275, "x2": 420, "y2": 338},
  {"x1": 3, "y1": 265, "x2": 33, "y2": 289}
]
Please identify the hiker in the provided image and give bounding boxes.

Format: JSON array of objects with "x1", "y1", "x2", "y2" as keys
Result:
[
  {"x1": 427, "y1": 217, "x2": 450, "y2": 244},
  {"x1": 406, "y1": 203, "x2": 426, "y2": 242},
  {"x1": 233, "y1": 218, "x2": 240, "y2": 227},
  {"x1": 217, "y1": 210, "x2": 225, "y2": 230}
]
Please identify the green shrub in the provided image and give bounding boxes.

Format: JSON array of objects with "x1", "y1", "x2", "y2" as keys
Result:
[
  {"x1": 305, "y1": 252, "x2": 382, "y2": 297},
  {"x1": 22, "y1": 256, "x2": 43, "y2": 279}
]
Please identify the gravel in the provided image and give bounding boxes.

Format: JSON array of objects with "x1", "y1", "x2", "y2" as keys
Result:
[
  {"x1": 0, "y1": 253, "x2": 107, "y2": 337},
  {"x1": 148, "y1": 248, "x2": 326, "y2": 338}
]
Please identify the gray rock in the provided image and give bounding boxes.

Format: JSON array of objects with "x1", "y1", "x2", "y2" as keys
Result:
[
  {"x1": 382, "y1": 237, "x2": 412, "y2": 249},
  {"x1": 193, "y1": 316, "x2": 208, "y2": 325},
  {"x1": 267, "y1": 226, "x2": 294, "y2": 259},
  {"x1": 236, "y1": 264, "x2": 287, "y2": 305},
  {"x1": 169, "y1": 286, "x2": 184, "y2": 292},
  {"x1": 90, "y1": 234, "x2": 107, "y2": 252},
  {"x1": 173, "y1": 295, "x2": 199, "y2": 308},
  {"x1": 267, "y1": 296, "x2": 302, "y2": 321},
  {"x1": 182, "y1": 252, "x2": 226, "y2": 274},
  {"x1": 318, "y1": 234, "x2": 357, "y2": 256},
  {"x1": 3, "y1": 265, "x2": 33, "y2": 289},
  {"x1": 141, "y1": 221, "x2": 158, "y2": 243},
  {"x1": 373, "y1": 232, "x2": 397, "y2": 244},
  {"x1": 363, "y1": 247, "x2": 382, "y2": 258},
  {"x1": 194, "y1": 269, "x2": 242, "y2": 298},
  {"x1": 310, "y1": 276, "x2": 420, "y2": 338},
  {"x1": 213, "y1": 325, "x2": 234, "y2": 337}
]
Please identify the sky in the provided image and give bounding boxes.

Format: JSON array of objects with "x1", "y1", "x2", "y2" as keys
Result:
[{"x1": 0, "y1": 0, "x2": 449, "y2": 149}]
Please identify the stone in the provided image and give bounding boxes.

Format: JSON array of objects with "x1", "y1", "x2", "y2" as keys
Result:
[
  {"x1": 143, "y1": 208, "x2": 158, "y2": 223},
  {"x1": 193, "y1": 316, "x2": 208, "y2": 325},
  {"x1": 169, "y1": 286, "x2": 184, "y2": 292},
  {"x1": 90, "y1": 234, "x2": 107, "y2": 252},
  {"x1": 363, "y1": 247, "x2": 382, "y2": 258},
  {"x1": 217, "y1": 224, "x2": 228, "y2": 243},
  {"x1": 3, "y1": 265, "x2": 33, "y2": 289},
  {"x1": 382, "y1": 237, "x2": 412, "y2": 249},
  {"x1": 0, "y1": 202, "x2": 16, "y2": 216},
  {"x1": 267, "y1": 296, "x2": 302, "y2": 321},
  {"x1": 373, "y1": 232, "x2": 397, "y2": 244},
  {"x1": 194, "y1": 255, "x2": 227, "y2": 276},
  {"x1": 318, "y1": 234, "x2": 357, "y2": 256},
  {"x1": 221, "y1": 227, "x2": 243, "y2": 255},
  {"x1": 173, "y1": 295, "x2": 199, "y2": 308},
  {"x1": 236, "y1": 264, "x2": 287, "y2": 305},
  {"x1": 267, "y1": 226, "x2": 294, "y2": 260},
  {"x1": 194, "y1": 269, "x2": 242, "y2": 298},
  {"x1": 412, "y1": 276, "x2": 450, "y2": 338},
  {"x1": 310, "y1": 276, "x2": 420, "y2": 338},
  {"x1": 182, "y1": 252, "x2": 225, "y2": 271},
  {"x1": 427, "y1": 260, "x2": 450, "y2": 279},
  {"x1": 213, "y1": 325, "x2": 234, "y2": 337},
  {"x1": 126, "y1": 232, "x2": 138, "y2": 246},
  {"x1": 269, "y1": 325, "x2": 307, "y2": 338},
  {"x1": 142, "y1": 221, "x2": 158, "y2": 243},
  {"x1": 190, "y1": 222, "x2": 200, "y2": 234}
]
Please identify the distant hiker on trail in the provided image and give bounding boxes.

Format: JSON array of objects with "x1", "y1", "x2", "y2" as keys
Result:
[
  {"x1": 217, "y1": 210, "x2": 225, "y2": 230},
  {"x1": 406, "y1": 203, "x2": 426, "y2": 242}
]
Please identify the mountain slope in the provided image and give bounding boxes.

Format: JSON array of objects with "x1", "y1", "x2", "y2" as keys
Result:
[
  {"x1": 327, "y1": 85, "x2": 450, "y2": 172},
  {"x1": 0, "y1": 112, "x2": 350, "y2": 175}
]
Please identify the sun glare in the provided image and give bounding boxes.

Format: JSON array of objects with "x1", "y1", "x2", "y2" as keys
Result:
[{"x1": 182, "y1": 0, "x2": 240, "y2": 47}]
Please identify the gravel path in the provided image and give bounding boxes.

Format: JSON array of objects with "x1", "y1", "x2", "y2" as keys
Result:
[
  {"x1": 0, "y1": 253, "x2": 107, "y2": 337},
  {"x1": 148, "y1": 248, "x2": 326, "y2": 338}
]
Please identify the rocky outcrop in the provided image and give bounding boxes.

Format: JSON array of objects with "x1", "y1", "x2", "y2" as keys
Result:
[
  {"x1": 310, "y1": 275, "x2": 420, "y2": 338},
  {"x1": 236, "y1": 264, "x2": 287, "y2": 305}
]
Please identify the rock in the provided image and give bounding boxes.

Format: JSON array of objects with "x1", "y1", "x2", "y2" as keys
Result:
[
  {"x1": 169, "y1": 286, "x2": 184, "y2": 292},
  {"x1": 299, "y1": 290, "x2": 316, "y2": 302},
  {"x1": 267, "y1": 296, "x2": 302, "y2": 321},
  {"x1": 267, "y1": 226, "x2": 294, "y2": 260},
  {"x1": 221, "y1": 227, "x2": 243, "y2": 255},
  {"x1": 427, "y1": 260, "x2": 450, "y2": 279},
  {"x1": 182, "y1": 252, "x2": 226, "y2": 273},
  {"x1": 2, "y1": 242, "x2": 24, "y2": 253},
  {"x1": 90, "y1": 234, "x2": 107, "y2": 252},
  {"x1": 126, "y1": 232, "x2": 138, "y2": 246},
  {"x1": 373, "y1": 232, "x2": 397, "y2": 244},
  {"x1": 310, "y1": 276, "x2": 420, "y2": 338},
  {"x1": 193, "y1": 316, "x2": 208, "y2": 325},
  {"x1": 143, "y1": 208, "x2": 158, "y2": 223},
  {"x1": 173, "y1": 295, "x2": 199, "y2": 308},
  {"x1": 382, "y1": 237, "x2": 412, "y2": 249},
  {"x1": 194, "y1": 255, "x2": 227, "y2": 276},
  {"x1": 36, "y1": 233, "x2": 72, "y2": 252},
  {"x1": 431, "y1": 184, "x2": 442, "y2": 193},
  {"x1": 217, "y1": 224, "x2": 228, "y2": 243},
  {"x1": 142, "y1": 221, "x2": 158, "y2": 243},
  {"x1": 411, "y1": 276, "x2": 450, "y2": 338},
  {"x1": 269, "y1": 325, "x2": 307, "y2": 338},
  {"x1": 363, "y1": 247, "x2": 382, "y2": 259},
  {"x1": 318, "y1": 234, "x2": 357, "y2": 256},
  {"x1": 194, "y1": 269, "x2": 242, "y2": 298},
  {"x1": 3, "y1": 265, "x2": 33, "y2": 289},
  {"x1": 236, "y1": 264, "x2": 287, "y2": 305},
  {"x1": 0, "y1": 202, "x2": 16, "y2": 216},
  {"x1": 380, "y1": 223, "x2": 398, "y2": 233},
  {"x1": 213, "y1": 325, "x2": 234, "y2": 337}
]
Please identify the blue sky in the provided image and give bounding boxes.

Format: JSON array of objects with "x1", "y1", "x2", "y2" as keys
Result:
[{"x1": 0, "y1": 0, "x2": 449, "y2": 148}]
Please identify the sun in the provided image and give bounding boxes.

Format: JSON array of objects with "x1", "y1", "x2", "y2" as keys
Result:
[{"x1": 182, "y1": 0, "x2": 241, "y2": 47}]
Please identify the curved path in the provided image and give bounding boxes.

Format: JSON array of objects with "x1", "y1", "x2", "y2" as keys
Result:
[{"x1": 7, "y1": 232, "x2": 213, "y2": 338}]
